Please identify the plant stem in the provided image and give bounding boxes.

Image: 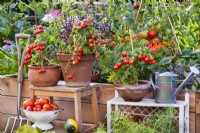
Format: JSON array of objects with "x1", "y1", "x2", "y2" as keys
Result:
[
  {"x1": 161, "y1": 0, "x2": 182, "y2": 55},
  {"x1": 135, "y1": 0, "x2": 143, "y2": 23}
]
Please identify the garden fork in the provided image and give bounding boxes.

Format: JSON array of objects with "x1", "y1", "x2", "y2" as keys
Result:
[{"x1": 3, "y1": 34, "x2": 31, "y2": 133}]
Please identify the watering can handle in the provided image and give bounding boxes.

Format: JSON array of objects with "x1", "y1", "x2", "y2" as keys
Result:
[{"x1": 150, "y1": 72, "x2": 158, "y2": 93}]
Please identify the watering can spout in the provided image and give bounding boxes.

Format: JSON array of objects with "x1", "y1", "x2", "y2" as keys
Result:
[{"x1": 173, "y1": 66, "x2": 200, "y2": 97}]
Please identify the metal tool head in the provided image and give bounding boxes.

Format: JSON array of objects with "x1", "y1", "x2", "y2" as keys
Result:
[{"x1": 3, "y1": 116, "x2": 28, "y2": 133}]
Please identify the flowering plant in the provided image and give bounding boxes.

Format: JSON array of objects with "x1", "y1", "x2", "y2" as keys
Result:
[
  {"x1": 98, "y1": 1, "x2": 179, "y2": 85},
  {"x1": 58, "y1": 2, "x2": 115, "y2": 56},
  {"x1": 56, "y1": 2, "x2": 116, "y2": 79}
]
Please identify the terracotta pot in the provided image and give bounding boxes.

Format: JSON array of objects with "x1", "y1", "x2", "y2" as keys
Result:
[
  {"x1": 115, "y1": 80, "x2": 151, "y2": 102},
  {"x1": 57, "y1": 54, "x2": 95, "y2": 87},
  {"x1": 28, "y1": 65, "x2": 60, "y2": 87},
  {"x1": 91, "y1": 70, "x2": 100, "y2": 82}
]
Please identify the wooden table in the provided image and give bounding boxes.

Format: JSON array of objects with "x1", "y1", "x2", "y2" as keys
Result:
[{"x1": 30, "y1": 81, "x2": 100, "y2": 132}]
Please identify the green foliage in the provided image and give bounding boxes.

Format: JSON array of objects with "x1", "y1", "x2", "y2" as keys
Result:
[
  {"x1": 0, "y1": 47, "x2": 18, "y2": 75},
  {"x1": 0, "y1": 1, "x2": 32, "y2": 46},
  {"x1": 146, "y1": 108, "x2": 179, "y2": 133},
  {"x1": 16, "y1": 124, "x2": 55, "y2": 133},
  {"x1": 110, "y1": 111, "x2": 157, "y2": 133},
  {"x1": 98, "y1": 0, "x2": 200, "y2": 85},
  {"x1": 93, "y1": 123, "x2": 106, "y2": 133}
]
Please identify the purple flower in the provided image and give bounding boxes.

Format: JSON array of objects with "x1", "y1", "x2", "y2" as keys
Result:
[
  {"x1": 3, "y1": 39, "x2": 12, "y2": 45},
  {"x1": 2, "y1": 45, "x2": 12, "y2": 51},
  {"x1": 50, "y1": 9, "x2": 61, "y2": 19},
  {"x1": 42, "y1": 10, "x2": 61, "y2": 23},
  {"x1": 2, "y1": 39, "x2": 12, "y2": 51}
]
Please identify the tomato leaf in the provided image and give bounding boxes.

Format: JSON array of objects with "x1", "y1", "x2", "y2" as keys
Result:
[{"x1": 158, "y1": 58, "x2": 172, "y2": 66}]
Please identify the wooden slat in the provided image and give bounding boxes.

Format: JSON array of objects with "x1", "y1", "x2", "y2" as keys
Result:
[
  {"x1": 0, "y1": 96, "x2": 107, "y2": 123},
  {"x1": 196, "y1": 91, "x2": 200, "y2": 114},
  {"x1": 177, "y1": 90, "x2": 196, "y2": 113},
  {"x1": 189, "y1": 113, "x2": 195, "y2": 133},
  {"x1": 196, "y1": 114, "x2": 200, "y2": 133},
  {"x1": 0, "y1": 78, "x2": 31, "y2": 97}
]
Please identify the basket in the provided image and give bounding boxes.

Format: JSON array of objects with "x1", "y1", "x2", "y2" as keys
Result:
[{"x1": 21, "y1": 108, "x2": 63, "y2": 130}]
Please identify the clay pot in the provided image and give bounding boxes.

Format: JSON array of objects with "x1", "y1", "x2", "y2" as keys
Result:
[
  {"x1": 57, "y1": 54, "x2": 95, "y2": 87},
  {"x1": 28, "y1": 65, "x2": 60, "y2": 87},
  {"x1": 91, "y1": 70, "x2": 100, "y2": 82},
  {"x1": 115, "y1": 80, "x2": 151, "y2": 102}
]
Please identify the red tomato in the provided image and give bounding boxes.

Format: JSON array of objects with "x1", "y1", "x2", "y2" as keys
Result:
[
  {"x1": 36, "y1": 107, "x2": 42, "y2": 111},
  {"x1": 51, "y1": 103, "x2": 59, "y2": 110},
  {"x1": 67, "y1": 74, "x2": 73, "y2": 79},
  {"x1": 26, "y1": 106, "x2": 33, "y2": 111},
  {"x1": 38, "y1": 98, "x2": 49, "y2": 106},
  {"x1": 33, "y1": 106, "x2": 37, "y2": 111},
  {"x1": 124, "y1": 59, "x2": 129, "y2": 64},
  {"x1": 144, "y1": 56, "x2": 150, "y2": 63},
  {"x1": 23, "y1": 98, "x2": 35, "y2": 109},
  {"x1": 43, "y1": 104, "x2": 53, "y2": 111},
  {"x1": 35, "y1": 104, "x2": 42, "y2": 109},
  {"x1": 129, "y1": 60, "x2": 134, "y2": 65},
  {"x1": 148, "y1": 30, "x2": 157, "y2": 39},
  {"x1": 113, "y1": 65, "x2": 119, "y2": 70},
  {"x1": 121, "y1": 51, "x2": 127, "y2": 57},
  {"x1": 117, "y1": 62, "x2": 123, "y2": 68},
  {"x1": 137, "y1": 55, "x2": 143, "y2": 60}
]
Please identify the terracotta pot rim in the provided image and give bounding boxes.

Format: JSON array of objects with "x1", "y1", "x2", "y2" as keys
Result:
[
  {"x1": 28, "y1": 64, "x2": 60, "y2": 69},
  {"x1": 57, "y1": 53, "x2": 95, "y2": 62},
  {"x1": 115, "y1": 80, "x2": 151, "y2": 90}
]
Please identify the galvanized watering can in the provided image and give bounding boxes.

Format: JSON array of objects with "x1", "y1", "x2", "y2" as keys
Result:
[{"x1": 150, "y1": 66, "x2": 199, "y2": 103}]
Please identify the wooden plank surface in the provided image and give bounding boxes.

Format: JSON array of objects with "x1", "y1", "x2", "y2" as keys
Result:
[
  {"x1": 190, "y1": 113, "x2": 195, "y2": 133},
  {"x1": 196, "y1": 91, "x2": 200, "y2": 114},
  {"x1": 196, "y1": 114, "x2": 200, "y2": 133}
]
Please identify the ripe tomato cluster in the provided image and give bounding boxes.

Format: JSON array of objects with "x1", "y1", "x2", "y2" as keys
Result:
[
  {"x1": 76, "y1": 17, "x2": 94, "y2": 29},
  {"x1": 137, "y1": 55, "x2": 157, "y2": 64},
  {"x1": 25, "y1": 25, "x2": 46, "y2": 74},
  {"x1": 113, "y1": 51, "x2": 134, "y2": 70},
  {"x1": 23, "y1": 98, "x2": 59, "y2": 111},
  {"x1": 34, "y1": 25, "x2": 44, "y2": 36}
]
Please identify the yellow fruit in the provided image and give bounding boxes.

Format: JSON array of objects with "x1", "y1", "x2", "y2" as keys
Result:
[{"x1": 64, "y1": 118, "x2": 78, "y2": 133}]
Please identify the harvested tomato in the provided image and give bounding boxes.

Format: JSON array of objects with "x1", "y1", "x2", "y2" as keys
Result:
[
  {"x1": 51, "y1": 103, "x2": 59, "y2": 110},
  {"x1": 38, "y1": 98, "x2": 49, "y2": 106},
  {"x1": 43, "y1": 103, "x2": 53, "y2": 111},
  {"x1": 23, "y1": 99, "x2": 34, "y2": 109},
  {"x1": 26, "y1": 106, "x2": 33, "y2": 111}
]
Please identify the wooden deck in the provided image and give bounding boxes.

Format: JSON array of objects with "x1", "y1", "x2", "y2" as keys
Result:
[{"x1": 0, "y1": 77, "x2": 200, "y2": 132}]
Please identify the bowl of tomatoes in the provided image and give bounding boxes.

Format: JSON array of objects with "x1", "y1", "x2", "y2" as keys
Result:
[{"x1": 22, "y1": 98, "x2": 63, "y2": 130}]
